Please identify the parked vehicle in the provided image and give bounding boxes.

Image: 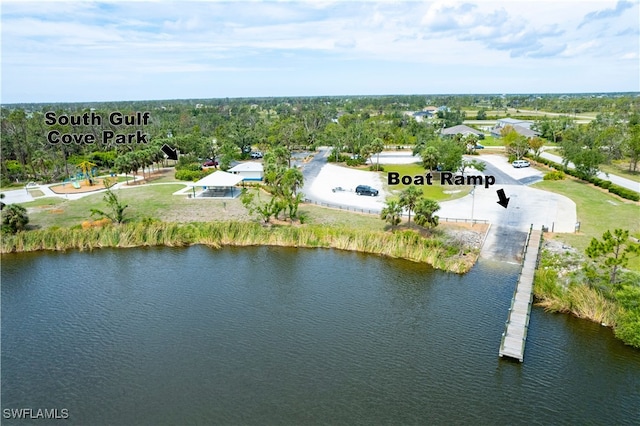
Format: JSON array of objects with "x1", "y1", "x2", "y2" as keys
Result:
[
  {"x1": 512, "y1": 160, "x2": 530, "y2": 168},
  {"x1": 203, "y1": 159, "x2": 218, "y2": 167},
  {"x1": 332, "y1": 187, "x2": 345, "y2": 193},
  {"x1": 250, "y1": 151, "x2": 263, "y2": 159},
  {"x1": 474, "y1": 144, "x2": 485, "y2": 149},
  {"x1": 355, "y1": 185, "x2": 379, "y2": 196}
]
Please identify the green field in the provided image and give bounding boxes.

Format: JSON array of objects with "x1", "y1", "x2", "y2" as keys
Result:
[
  {"x1": 23, "y1": 184, "x2": 189, "y2": 228},
  {"x1": 381, "y1": 164, "x2": 472, "y2": 201},
  {"x1": 477, "y1": 135, "x2": 502, "y2": 146},
  {"x1": 533, "y1": 178, "x2": 640, "y2": 270}
]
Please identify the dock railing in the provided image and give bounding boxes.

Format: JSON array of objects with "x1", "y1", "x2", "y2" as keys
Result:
[{"x1": 498, "y1": 224, "x2": 543, "y2": 362}]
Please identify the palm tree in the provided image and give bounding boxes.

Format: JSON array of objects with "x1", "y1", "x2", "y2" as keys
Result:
[
  {"x1": 398, "y1": 186, "x2": 422, "y2": 224},
  {"x1": 371, "y1": 137, "x2": 385, "y2": 171},
  {"x1": 420, "y1": 146, "x2": 440, "y2": 172},
  {"x1": 380, "y1": 199, "x2": 402, "y2": 230},
  {"x1": 1, "y1": 203, "x2": 29, "y2": 233},
  {"x1": 414, "y1": 198, "x2": 440, "y2": 229}
]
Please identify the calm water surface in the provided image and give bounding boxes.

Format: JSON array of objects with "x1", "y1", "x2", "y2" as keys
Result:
[{"x1": 2, "y1": 246, "x2": 639, "y2": 425}]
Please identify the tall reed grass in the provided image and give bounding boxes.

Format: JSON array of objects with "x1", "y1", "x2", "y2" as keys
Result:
[
  {"x1": 534, "y1": 269, "x2": 619, "y2": 328},
  {"x1": 1, "y1": 221, "x2": 477, "y2": 273}
]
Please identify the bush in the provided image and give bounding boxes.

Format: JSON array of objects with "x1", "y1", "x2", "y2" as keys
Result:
[
  {"x1": 614, "y1": 309, "x2": 640, "y2": 348},
  {"x1": 543, "y1": 171, "x2": 565, "y2": 181},
  {"x1": 175, "y1": 169, "x2": 212, "y2": 181},
  {"x1": 369, "y1": 164, "x2": 385, "y2": 172},
  {"x1": 177, "y1": 154, "x2": 200, "y2": 168},
  {"x1": 346, "y1": 157, "x2": 366, "y2": 167},
  {"x1": 176, "y1": 162, "x2": 202, "y2": 172},
  {"x1": 608, "y1": 184, "x2": 640, "y2": 201},
  {"x1": 327, "y1": 150, "x2": 350, "y2": 163}
]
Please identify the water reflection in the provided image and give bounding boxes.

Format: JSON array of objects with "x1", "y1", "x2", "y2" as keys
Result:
[{"x1": 2, "y1": 246, "x2": 638, "y2": 425}]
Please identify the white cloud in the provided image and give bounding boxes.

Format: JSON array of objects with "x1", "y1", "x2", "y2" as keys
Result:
[{"x1": 1, "y1": 1, "x2": 638, "y2": 103}]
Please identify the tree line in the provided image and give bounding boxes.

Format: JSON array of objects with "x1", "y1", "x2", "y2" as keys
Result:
[{"x1": 2, "y1": 93, "x2": 639, "y2": 187}]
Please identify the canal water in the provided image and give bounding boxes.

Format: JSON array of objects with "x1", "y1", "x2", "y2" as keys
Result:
[{"x1": 2, "y1": 246, "x2": 639, "y2": 425}]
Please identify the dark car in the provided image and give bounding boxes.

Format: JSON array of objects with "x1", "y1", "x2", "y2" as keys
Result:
[
  {"x1": 355, "y1": 185, "x2": 379, "y2": 196},
  {"x1": 203, "y1": 159, "x2": 218, "y2": 167}
]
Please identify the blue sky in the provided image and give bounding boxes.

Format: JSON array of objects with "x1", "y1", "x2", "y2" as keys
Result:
[{"x1": 1, "y1": 0, "x2": 639, "y2": 103}]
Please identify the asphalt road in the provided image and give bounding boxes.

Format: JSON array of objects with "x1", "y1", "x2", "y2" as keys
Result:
[{"x1": 300, "y1": 147, "x2": 330, "y2": 197}]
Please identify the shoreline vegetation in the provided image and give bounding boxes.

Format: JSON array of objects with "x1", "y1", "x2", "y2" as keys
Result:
[
  {"x1": 533, "y1": 250, "x2": 640, "y2": 349},
  {"x1": 0, "y1": 221, "x2": 479, "y2": 274}
]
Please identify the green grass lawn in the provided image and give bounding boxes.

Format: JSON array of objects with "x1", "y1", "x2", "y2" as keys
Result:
[
  {"x1": 478, "y1": 135, "x2": 502, "y2": 146},
  {"x1": 27, "y1": 189, "x2": 45, "y2": 197},
  {"x1": 381, "y1": 164, "x2": 471, "y2": 201},
  {"x1": 533, "y1": 178, "x2": 640, "y2": 270},
  {"x1": 300, "y1": 204, "x2": 385, "y2": 230},
  {"x1": 23, "y1": 184, "x2": 189, "y2": 228}
]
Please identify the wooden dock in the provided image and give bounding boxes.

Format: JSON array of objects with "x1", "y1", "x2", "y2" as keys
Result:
[{"x1": 499, "y1": 226, "x2": 543, "y2": 362}]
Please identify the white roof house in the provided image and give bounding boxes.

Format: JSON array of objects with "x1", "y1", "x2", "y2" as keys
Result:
[
  {"x1": 228, "y1": 162, "x2": 264, "y2": 181},
  {"x1": 188, "y1": 170, "x2": 244, "y2": 198},
  {"x1": 491, "y1": 118, "x2": 539, "y2": 138}
]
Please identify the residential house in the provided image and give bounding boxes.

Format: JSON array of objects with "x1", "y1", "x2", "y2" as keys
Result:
[
  {"x1": 228, "y1": 162, "x2": 264, "y2": 181},
  {"x1": 441, "y1": 124, "x2": 483, "y2": 138},
  {"x1": 491, "y1": 118, "x2": 539, "y2": 138}
]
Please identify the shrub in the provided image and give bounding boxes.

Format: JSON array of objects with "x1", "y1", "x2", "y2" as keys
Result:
[
  {"x1": 614, "y1": 309, "x2": 640, "y2": 349},
  {"x1": 543, "y1": 171, "x2": 565, "y2": 181},
  {"x1": 327, "y1": 150, "x2": 350, "y2": 163},
  {"x1": 176, "y1": 163, "x2": 203, "y2": 172},
  {"x1": 175, "y1": 169, "x2": 210, "y2": 181},
  {"x1": 176, "y1": 154, "x2": 200, "y2": 168},
  {"x1": 369, "y1": 164, "x2": 385, "y2": 172},
  {"x1": 346, "y1": 157, "x2": 366, "y2": 167},
  {"x1": 608, "y1": 184, "x2": 640, "y2": 201}
]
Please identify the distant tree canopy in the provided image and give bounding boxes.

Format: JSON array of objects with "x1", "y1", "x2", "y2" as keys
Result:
[{"x1": 2, "y1": 94, "x2": 638, "y2": 186}]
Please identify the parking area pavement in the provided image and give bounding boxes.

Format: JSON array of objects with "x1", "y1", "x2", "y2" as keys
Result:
[
  {"x1": 478, "y1": 154, "x2": 543, "y2": 183},
  {"x1": 1, "y1": 188, "x2": 35, "y2": 205},
  {"x1": 302, "y1": 152, "x2": 577, "y2": 234},
  {"x1": 305, "y1": 163, "x2": 387, "y2": 212},
  {"x1": 437, "y1": 184, "x2": 577, "y2": 233},
  {"x1": 373, "y1": 151, "x2": 420, "y2": 164}
]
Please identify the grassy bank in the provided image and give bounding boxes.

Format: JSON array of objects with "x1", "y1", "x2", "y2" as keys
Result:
[
  {"x1": 532, "y1": 178, "x2": 640, "y2": 270},
  {"x1": 533, "y1": 251, "x2": 640, "y2": 349},
  {"x1": 1, "y1": 221, "x2": 477, "y2": 273}
]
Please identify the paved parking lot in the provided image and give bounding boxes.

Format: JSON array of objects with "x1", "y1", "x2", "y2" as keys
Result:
[
  {"x1": 306, "y1": 164, "x2": 387, "y2": 212},
  {"x1": 303, "y1": 151, "x2": 577, "y2": 233}
]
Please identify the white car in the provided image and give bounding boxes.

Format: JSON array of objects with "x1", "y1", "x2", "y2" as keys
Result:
[{"x1": 512, "y1": 160, "x2": 530, "y2": 168}]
